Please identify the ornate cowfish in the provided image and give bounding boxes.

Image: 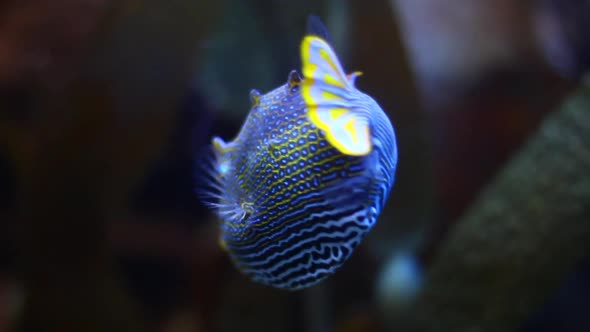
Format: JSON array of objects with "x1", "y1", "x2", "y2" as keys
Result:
[{"x1": 201, "y1": 17, "x2": 398, "y2": 290}]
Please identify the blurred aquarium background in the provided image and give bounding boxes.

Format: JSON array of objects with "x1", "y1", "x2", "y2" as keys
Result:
[{"x1": 0, "y1": 0, "x2": 589, "y2": 331}]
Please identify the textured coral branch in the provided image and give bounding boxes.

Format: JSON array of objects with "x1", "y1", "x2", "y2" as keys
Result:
[{"x1": 409, "y1": 84, "x2": 590, "y2": 332}]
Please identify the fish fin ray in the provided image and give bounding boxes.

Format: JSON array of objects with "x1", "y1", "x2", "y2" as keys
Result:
[
  {"x1": 194, "y1": 145, "x2": 223, "y2": 209},
  {"x1": 300, "y1": 36, "x2": 371, "y2": 156},
  {"x1": 194, "y1": 136, "x2": 238, "y2": 213}
]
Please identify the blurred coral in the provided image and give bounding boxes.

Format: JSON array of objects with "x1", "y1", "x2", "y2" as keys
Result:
[{"x1": 409, "y1": 84, "x2": 590, "y2": 332}]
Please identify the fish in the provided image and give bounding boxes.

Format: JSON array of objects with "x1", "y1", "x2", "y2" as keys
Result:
[{"x1": 199, "y1": 16, "x2": 398, "y2": 290}]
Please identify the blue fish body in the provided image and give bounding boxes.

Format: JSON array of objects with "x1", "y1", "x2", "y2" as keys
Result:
[{"x1": 201, "y1": 23, "x2": 398, "y2": 290}]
